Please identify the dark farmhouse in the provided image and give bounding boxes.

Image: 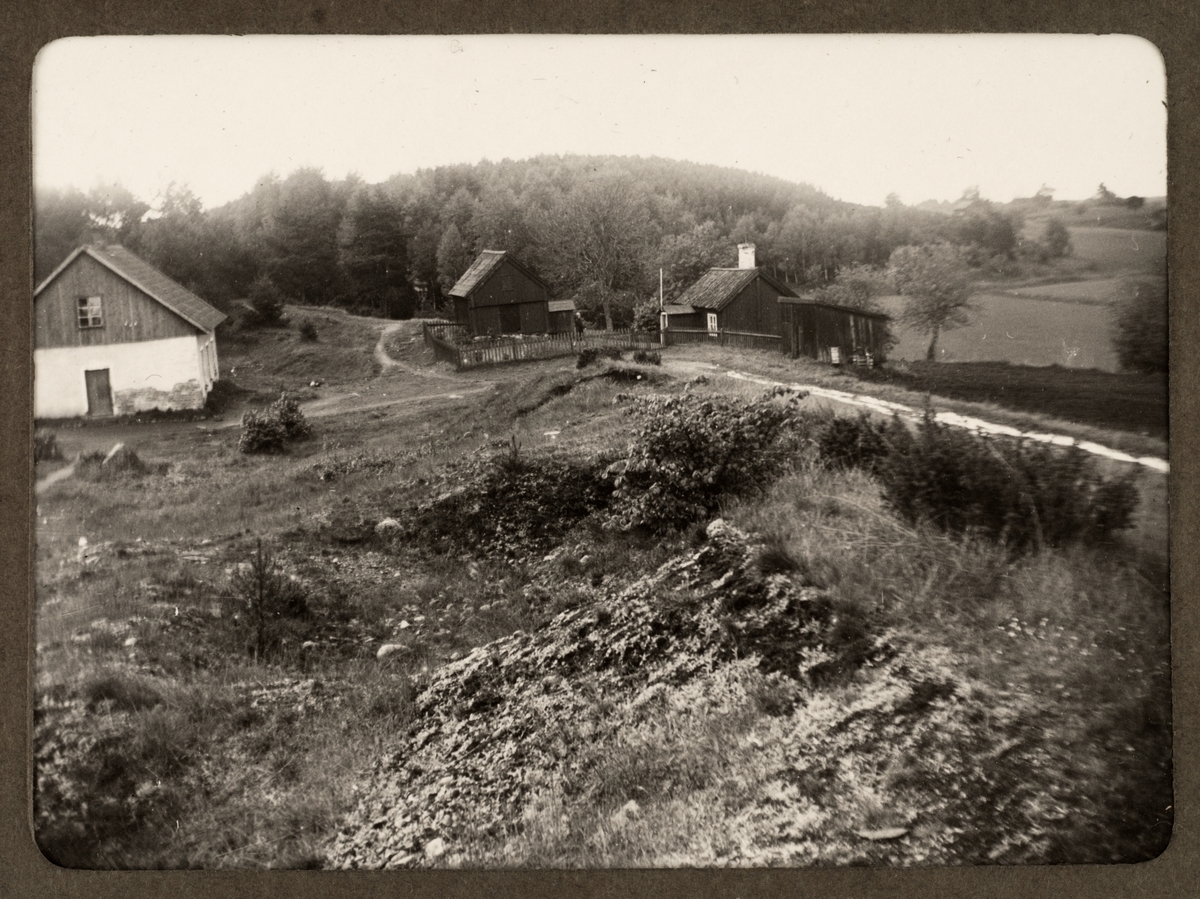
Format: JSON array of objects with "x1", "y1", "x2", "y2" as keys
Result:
[
  {"x1": 34, "y1": 244, "x2": 226, "y2": 419},
  {"x1": 449, "y1": 250, "x2": 572, "y2": 336},
  {"x1": 779, "y1": 296, "x2": 891, "y2": 364},
  {"x1": 662, "y1": 244, "x2": 797, "y2": 337}
]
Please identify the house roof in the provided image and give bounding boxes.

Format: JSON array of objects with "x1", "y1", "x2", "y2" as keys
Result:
[
  {"x1": 674, "y1": 267, "x2": 798, "y2": 312},
  {"x1": 36, "y1": 244, "x2": 227, "y2": 332},
  {"x1": 448, "y1": 249, "x2": 549, "y2": 299},
  {"x1": 547, "y1": 299, "x2": 576, "y2": 313},
  {"x1": 779, "y1": 295, "x2": 890, "y2": 321},
  {"x1": 662, "y1": 304, "x2": 696, "y2": 315}
]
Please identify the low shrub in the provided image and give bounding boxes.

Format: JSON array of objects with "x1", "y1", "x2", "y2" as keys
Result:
[
  {"x1": 816, "y1": 413, "x2": 890, "y2": 472},
  {"x1": 239, "y1": 393, "x2": 310, "y2": 454},
  {"x1": 877, "y1": 412, "x2": 1139, "y2": 554},
  {"x1": 298, "y1": 319, "x2": 319, "y2": 342},
  {"x1": 605, "y1": 393, "x2": 808, "y2": 533},
  {"x1": 576, "y1": 346, "x2": 625, "y2": 369},
  {"x1": 631, "y1": 349, "x2": 661, "y2": 366},
  {"x1": 34, "y1": 430, "x2": 63, "y2": 462}
]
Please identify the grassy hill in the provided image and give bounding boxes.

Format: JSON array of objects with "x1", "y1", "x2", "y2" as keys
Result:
[{"x1": 32, "y1": 314, "x2": 1171, "y2": 869}]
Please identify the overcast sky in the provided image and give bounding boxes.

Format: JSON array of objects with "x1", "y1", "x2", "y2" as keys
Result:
[{"x1": 32, "y1": 34, "x2": 1167, "y2": 211}]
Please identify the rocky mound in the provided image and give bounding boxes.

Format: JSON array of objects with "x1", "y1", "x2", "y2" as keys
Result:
[{"x1": 326, "y1": 520, "x2": 877, "y2": 868}]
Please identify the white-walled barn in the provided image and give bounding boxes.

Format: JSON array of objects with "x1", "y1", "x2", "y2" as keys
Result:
[{"x1": 34, "y1": 245, "x2": 226, "y2": 419}]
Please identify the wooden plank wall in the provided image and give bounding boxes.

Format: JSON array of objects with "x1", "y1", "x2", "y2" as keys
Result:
[{"x1": 36, "y1": 254, "x2": 197, "y2": 349}]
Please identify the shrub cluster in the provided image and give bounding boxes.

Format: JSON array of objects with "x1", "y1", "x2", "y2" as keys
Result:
[
  {"x1": 815, "y1": 412, "x2": 890, "y2": 472},
  {"x1": 631, "y1": 349, "x2": 662, "y2": 366},
  {"x1": 239, "y1": 393, "x2": 311, "y2": 454},
  {"x1": 606, "y1": 393, "x2": 805, "y2": 533},
  {"x1": 75, "y1": 445, "x2": 166, "y2": 480},
  {"x1": 400, "y1": 450, "x2": 615, "y2": 557},
  {"x1": 873, "y1": 412, "x2": 1138, "y2": 554},
  {"x1": 298, "y1": 319, "x2": 319, "y2": 342},
  {"x1": 576, "y1": 346, "x2": 625, "y2": 369}
]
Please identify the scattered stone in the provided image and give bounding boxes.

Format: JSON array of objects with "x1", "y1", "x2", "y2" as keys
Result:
[
  {"x1": 377, "y1": 644, "x2": 404, "y2": 660},
  {"x1": 375, "y1": 518, "x2": 402, "y2": 537},
  {"x1": 424, "y1": 838, "x2": 447, "y2": 860},
  {"x1": 853, "y1": 827, "x2": 909, "y2": 841}
]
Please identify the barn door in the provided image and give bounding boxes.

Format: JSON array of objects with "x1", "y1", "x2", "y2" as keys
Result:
[{"x1": 84, "y1": 369, "x2": 114, "y2": 416}]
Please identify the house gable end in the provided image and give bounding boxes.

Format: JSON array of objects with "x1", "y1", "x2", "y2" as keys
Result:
[{"x1": 35, "y1": 252, "x2": 201, "y2": 350}]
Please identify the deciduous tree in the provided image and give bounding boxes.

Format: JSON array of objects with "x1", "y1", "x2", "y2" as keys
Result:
[{"x1": 888, "y1": 243, "x2": 974, "y2": 361}]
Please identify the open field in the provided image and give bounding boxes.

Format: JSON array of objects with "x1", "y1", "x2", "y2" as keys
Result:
[
  {"x1": 32, "y1": 314, "x2": 1171, "y2": 869},
  {"x1": 878, "y1": 293, "x2": 1120, "y2": 371}
]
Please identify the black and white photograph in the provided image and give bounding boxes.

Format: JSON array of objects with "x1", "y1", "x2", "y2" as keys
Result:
[{"x1": 29, "y1": 34, "x2": 1172, "y2": 871}]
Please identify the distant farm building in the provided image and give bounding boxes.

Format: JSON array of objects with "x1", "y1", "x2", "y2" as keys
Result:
[
  {"x1": 779, "y1": 296, "x2": 890, "y2": 365},
  {"x1": 449, "y1": 250, "x2": 572, "y2": 336},
  {"x1": 34, "y1": 244, "x2": 226, "y2": 419},
  {"x1": 662, "y1": 244, "x2": 797, "y2": 340}
]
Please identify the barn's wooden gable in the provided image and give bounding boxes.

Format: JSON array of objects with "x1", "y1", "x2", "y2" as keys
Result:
[
  {"x1": 35, "y1": 252, "x2": 200, "y2": 350},
  {"x1": 449, "y1": 250, "x2": 552, "y2": 336}
]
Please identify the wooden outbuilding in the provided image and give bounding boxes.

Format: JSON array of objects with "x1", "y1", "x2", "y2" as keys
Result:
[
  {"x1": 449, "y1": 250, "x2": 559, "y2": 336},
  {"x1": 665, "y1": 244, "x2": 798, "y2": 337},
  {"x1": 34, "y1": 244, "x2": 226, "y2": 419},
  {"x1": 778, "y1": 297, "x2": 891, "y2": 365}
]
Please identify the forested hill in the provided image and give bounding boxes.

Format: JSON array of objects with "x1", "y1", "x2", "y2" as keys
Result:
[{"x1": 34, "y1": 153, "x2": 1082, "y2": 327}]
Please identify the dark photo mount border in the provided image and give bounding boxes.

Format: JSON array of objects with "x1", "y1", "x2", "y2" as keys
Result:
[{"x1": 2, "y1": 3, "x2": 1195, "y2": 898}]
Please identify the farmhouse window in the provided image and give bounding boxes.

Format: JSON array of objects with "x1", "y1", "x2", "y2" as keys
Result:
[
  {"x1": 78, "y1": 296, "x2": 103, "y2": 329},
  {"x1": 707, "y1": 312, "x2": 719, "y2": 333}
]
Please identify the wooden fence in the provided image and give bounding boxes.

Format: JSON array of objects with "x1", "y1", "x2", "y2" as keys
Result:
[
  {"x1": 422, "y1": 322, "x2": 658, "y2": 370},
  {"x1": 661, "y1": 328, "x2": 781, "y2": 352}
]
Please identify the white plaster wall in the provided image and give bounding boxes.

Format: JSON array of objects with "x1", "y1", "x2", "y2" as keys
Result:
[{"x1": 35, "y1": 335, "x2": 207, "y2": 419}]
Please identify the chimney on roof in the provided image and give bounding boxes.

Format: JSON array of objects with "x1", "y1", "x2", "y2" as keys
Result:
[{"x1": 738, "y1": 243, "x2": 756, "y2": 269}]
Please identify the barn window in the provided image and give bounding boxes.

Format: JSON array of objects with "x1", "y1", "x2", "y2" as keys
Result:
[
  {"x1": 707, "y1": 312, "x2": 719, "y2": 333},
  {"x1": 77, "y1": 296, "x2": 103, "y2": 329}
]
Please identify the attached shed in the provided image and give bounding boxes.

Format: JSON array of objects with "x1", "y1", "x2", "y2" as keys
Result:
[
  {"x1": 547, "y1": 299, "x2": 578, "y2": 334},
  {"x1": 34, "y1": 244, "x2": 226, "y2": 419},
  {"x1": 668, "y1": 244, "x2": 797, "y2": 337},
  {"x1": 449, "y1": 250, "x2": 554, "y2": 336},
  {"x1": 779, "y1": 297, "x2": 891, "y2": 365}
]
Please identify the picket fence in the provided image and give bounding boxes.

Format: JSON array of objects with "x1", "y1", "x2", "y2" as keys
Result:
[{"x1": 422, "y1": 322, "x2": 658, "y2": 370}]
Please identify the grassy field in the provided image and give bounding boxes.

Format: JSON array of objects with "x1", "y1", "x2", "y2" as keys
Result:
[{"x1": 32, "y1": 313, "x2": 1171, "y2": 869}]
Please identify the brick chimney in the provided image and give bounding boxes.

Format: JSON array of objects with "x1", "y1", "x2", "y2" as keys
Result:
[{"x1": 738, "y1": 243, "x2": 756, "y2": 269}]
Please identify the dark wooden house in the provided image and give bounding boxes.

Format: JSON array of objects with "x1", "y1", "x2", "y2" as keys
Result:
[
  {"x1": 664, "y1": 244, "x2": 797, "y2": 337},
  {"x1": 449, "y1": 250, "x2": 561, "y2": 336},
  {"x1": 34, "y1": 244, "x2": 226, "y2": 419},
  {"x1": 779, "y1": 297, "x2": 891, "y2": 364}
]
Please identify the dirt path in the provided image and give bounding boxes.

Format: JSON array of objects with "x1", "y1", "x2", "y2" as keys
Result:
[{"x1": 718, "y1": 367, "x2": 1169, "y2": 474}]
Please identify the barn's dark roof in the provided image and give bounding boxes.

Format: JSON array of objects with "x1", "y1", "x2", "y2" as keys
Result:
[
  {"x1": 448, "y1": 250, "x2": 549, "y2": 299},
  {"x1": 36, "y1": 244, "x2": 226, "y2": 332},
  {"x1": 675, "y1": 267, "x2": 798, "y2": 312},
  {"x1": 780, "y1": 295, "x2": 890, "y2": 321}
]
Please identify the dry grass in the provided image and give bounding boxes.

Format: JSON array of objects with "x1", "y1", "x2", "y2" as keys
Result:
[{"x1": 33, "y1": 308, "x2": 1172, "y2": 869}]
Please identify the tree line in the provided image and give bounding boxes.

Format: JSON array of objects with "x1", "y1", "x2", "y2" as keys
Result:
[{"x1": 37, "y1": 155, "x2": 1074, "y2": 333}]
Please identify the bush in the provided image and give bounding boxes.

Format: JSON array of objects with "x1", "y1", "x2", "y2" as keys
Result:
[
  {"x1": 576, "y1": 346, "x2": 625, "y2": 369},
  {"x1": 816, "y1": 413, "x2": 890, "y2": 472},
  {"x1": 632, "y1": 349, "x2": 661, "y2": 366},
  {"x1": 298, "y1": 319, "x2": 318, "y2": 341},
  {"x1": 239, "y1": 393, "x2": 310, "y2": 453},
  {"x1": 75, "y1": 445, "x2": 165, "y2": 480},
  {"x1": 1112, "y1": 276, "x2": 1168, "y2": 374},
  {"x1": 876, "y1": 412, "x2": 1139, "y2": 554},
  {"x1": 605, "y1": 393, "x2": 807, "y2": 533},
  {"x1": 34, "y1": 430, "x2": 62, "y2": 462},
  {"x1": 247, "y1": 275, "x2": 286, "y2": 327}
]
